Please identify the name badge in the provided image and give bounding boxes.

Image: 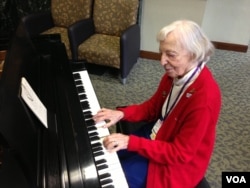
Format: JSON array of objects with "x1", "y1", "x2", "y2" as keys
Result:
[{"x1": 150, "y1": 119, "x2": 162, "y2": 140}]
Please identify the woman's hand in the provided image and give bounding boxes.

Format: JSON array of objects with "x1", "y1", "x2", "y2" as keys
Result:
[
  {"x1": 93, "y1": 108, "x2": 124, "y2": 128},
  {"x1": 103, "y1": 133, "x2": 129, "y2": 152}
]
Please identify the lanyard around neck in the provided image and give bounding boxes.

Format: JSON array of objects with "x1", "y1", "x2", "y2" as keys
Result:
[{"x1": 161, "y1": 62, "x2": 202, "y2": 120}]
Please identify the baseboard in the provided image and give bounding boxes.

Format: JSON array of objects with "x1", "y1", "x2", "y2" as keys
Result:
[
  {"x1": 212, "y1": 41, "x2": 248, "y2": 52},
  {"x1": 140, "y1": 41, "x2": 248, "y2": 60},
  {"x1": 140, "y1": 51, "x2": 161, "y2": 61}
]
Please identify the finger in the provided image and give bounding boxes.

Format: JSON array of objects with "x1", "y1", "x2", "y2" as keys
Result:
[
  {"x1": 93, "y1": 112, "x2": 107, "y2": 123},
  {"x1": 106, "y1": 140, "x2": 120, "y2": 152},
  {"x1": 103, "y1": 135, "x2": 123, "y2": 152},
  {"x1": 103, "y1": 136, "x2": 117, "y2": 148},
  {"x1": 98, "y1": 108, "x2": 105, "y2": 113},
  {"x1": 102, "y1": 120, "x2": 113, "y2": 128},
  {"x1": 113, "y1": 140, "x2": 119, "y2": 148}
]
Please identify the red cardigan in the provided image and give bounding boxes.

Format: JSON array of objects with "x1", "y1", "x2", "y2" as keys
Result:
[{"x1": 118, "y1": 66, "x2": 221, "y2": 188}]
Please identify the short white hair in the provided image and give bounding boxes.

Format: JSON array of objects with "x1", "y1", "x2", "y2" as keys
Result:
[{"x1": 157, "y1": 20, "x2": 214, "y2": 63}]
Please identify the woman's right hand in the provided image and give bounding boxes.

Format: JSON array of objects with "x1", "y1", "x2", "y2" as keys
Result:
[{"x1": 93, "y1": 108, "x2": 124, "y2": 128}]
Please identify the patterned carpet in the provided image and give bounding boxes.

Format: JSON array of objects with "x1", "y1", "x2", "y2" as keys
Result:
[{"x1": 88, "y1": 47, "x2": 250, "y2": 188}]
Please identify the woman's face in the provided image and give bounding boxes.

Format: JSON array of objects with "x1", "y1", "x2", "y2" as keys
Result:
[{"x1": 159, "y1": 32, "x2": 195, "y2": 78}]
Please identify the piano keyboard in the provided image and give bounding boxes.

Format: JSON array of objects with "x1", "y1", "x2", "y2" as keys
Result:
[{"x1": 73, "y1": 70, "x2": 129, "y2": 188}]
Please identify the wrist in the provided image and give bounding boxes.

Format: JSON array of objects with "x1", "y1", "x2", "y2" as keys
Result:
[{"x1": 118, "y1": 110, "x2": 125, "y2": 120}]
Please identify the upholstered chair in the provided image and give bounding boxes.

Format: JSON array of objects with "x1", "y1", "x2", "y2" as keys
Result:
[
  {"x1": 69, "y1": 0, "x2": 141, "y2": 84},
  {"x1": 20, "y1": 0, "x2": 93, "y2": 59}
]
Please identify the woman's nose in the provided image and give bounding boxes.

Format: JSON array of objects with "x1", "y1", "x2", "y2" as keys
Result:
[{"x1": 160, "y1": 54, "x2": 168, "y2": 66}]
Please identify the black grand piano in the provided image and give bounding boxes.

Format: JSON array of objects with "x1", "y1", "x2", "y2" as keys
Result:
[{"x1": 0, "y1": 24, "x2": 128, "y2": 188}]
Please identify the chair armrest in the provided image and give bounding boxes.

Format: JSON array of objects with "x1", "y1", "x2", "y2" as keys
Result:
[
  {"x1": 116, "y1": 105, "x2": 151, "y2": 134},
  {"x1": 68, "y1": 18, "x2": 95, "y2": 60},
  {"x1": 195, "y1": 177, "x2": 211, "y2": 188},
  {"x1": 120, "y1": 24, "x2": 140, "y2": 79},
  {"x1": 21, "y1": 11, "x2": 54, "y2": 37},
  {"x1": 117, "y1": 120, "x2": 148, "y2": 135}
]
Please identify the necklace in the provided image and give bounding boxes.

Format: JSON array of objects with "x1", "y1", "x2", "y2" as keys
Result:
[{"x1": 161, "y1": 62, "x2": 202, "y2": 120}]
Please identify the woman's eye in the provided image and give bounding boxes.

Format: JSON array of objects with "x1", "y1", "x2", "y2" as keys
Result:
[{"x1": 167, "y1": 53, "x2": 177, "y2": 59}]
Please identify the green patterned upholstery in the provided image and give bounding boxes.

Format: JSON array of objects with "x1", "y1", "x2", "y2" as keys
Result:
[
  {"x1": 93, "y1": 0, "x2": 139, "y2": 36},
  {"x1": 78, "y1": 0, "x2": 139, "y2": 68},
  {"x1": 43, "y1": 0, "x2": 93, "y2": 58},
  {"x1": 51, "y1": 0, "x2": 92, "y2": 27},
  {"x1": 79, "y1": 34, "x2": 120, "y2": 68}
]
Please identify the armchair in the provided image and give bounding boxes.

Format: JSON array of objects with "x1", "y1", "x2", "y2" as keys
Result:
[
  {"x1": 20, "y1": 0, "x2": 93, "y2": 59},
  {"x1": 69, "y1": 0, "x2": 141, "y2": 84}
]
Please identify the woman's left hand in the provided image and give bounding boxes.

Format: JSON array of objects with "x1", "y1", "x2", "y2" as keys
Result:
[{"x1": 103, "y1": 133, "x2": 129, "y2": 152}]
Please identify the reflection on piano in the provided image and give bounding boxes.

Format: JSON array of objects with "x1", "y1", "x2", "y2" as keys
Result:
[{"x1": 0, "y1": 24, "x2": 128, "y2": 188}]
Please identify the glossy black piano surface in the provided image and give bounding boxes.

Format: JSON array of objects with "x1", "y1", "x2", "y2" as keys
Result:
[{"x1": 0, "y1": 27, "x2": 100, "y2": 187}]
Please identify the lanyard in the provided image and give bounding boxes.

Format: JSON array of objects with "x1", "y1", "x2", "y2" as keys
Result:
[{"x1": 161, "y1": 62, "x2": 202, "y2": 121}]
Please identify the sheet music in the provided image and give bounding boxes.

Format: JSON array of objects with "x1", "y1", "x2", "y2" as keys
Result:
[{"x1": 21, "y1": 77, "x2": 48, "y2": 128}]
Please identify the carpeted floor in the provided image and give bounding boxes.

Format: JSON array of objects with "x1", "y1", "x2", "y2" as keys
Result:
[{"x1": 88, "y1": 47, "x2": 250, "y2": 188}]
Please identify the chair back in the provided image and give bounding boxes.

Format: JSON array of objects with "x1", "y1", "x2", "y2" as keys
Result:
[
  {"x1": 51, "y1": 0, "x2": 93, "y2": 27},
  {"x1": 93, "y1": 0, "x2": 139, "y2": 36}
]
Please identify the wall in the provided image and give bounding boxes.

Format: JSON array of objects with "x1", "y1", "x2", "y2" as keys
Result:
[
  {"x1": 202, "y1": 0, "x2": 250, "y2": 45},
  {"x1": 141, "y1": 0, "x2": 207, "y2": 52},
  {"x1": 141, "y1": 0, "x2": 250, "y2": 53}
]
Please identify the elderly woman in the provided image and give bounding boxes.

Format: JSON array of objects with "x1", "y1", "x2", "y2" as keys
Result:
[{"x1": 93, "y1": 20, "x2": 221, "y2": 188}]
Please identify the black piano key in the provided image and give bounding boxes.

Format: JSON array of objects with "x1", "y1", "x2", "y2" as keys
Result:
[
  {"x1": 79, "y1": 94, "x2": 87, "y2": 100},
  {"x1": 77, "y1": 86, "x2": 85, "y2": 93},
  {"x1": 92, "y1": 146, "x2": 103, "y2": 153},
  {"x1": 83, "y1": 110, "x2": 92, "y2": 116},
  {"x1": 84, "y1": 113, "x2": 93, "y2": 119},
  {"x1": 85, "y1": 119, "x2": 95, "y2": 126},
  {"x1": 89, "y1": 132, "x2": 98, "y2": 137},
  {"x1": 100, "y1": 178, "x2": 113, "y2": 186},
  {"x1": 96, "y1": 159, "x2": 107, "y2": 166},
  {"x1": 73, "y1": 73, "x2": 81, "y2": 79},
  {"x1": 81, "y1": 101, "x2": 90, "y2": 109},
  {"x1": 89, "y1": 136, "x2": 100, "y2": 142},
  {"x1": 91, "y1": 142, "x2": 102, "y2": 148},
  {"x1": 85, "y1": 118, "x2": 95, "y2": 123},
  {"x1": 75, "y1": 78, "x2": 82, "y2": 83},
  {"x1": 96, "y1": 164, "x2": 108, "y2": 171},
  {"x1": 75, "y1": 80, "x2": 82, "y2": 85},
  {"x1": 93, "y1": 151, "x2": 105, "y2": 157},
  {"x1": 102, "y1": 185, "x2": 114, "y2": 188},
  {"x1": 99, "y1": 173, "x2": 111, "y2": 182},
  {"x1": 87, "y1": 126, "x2": 97, "y2": 131}
]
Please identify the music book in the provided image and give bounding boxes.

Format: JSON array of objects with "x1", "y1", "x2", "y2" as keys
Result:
[{"x1": 20, "y1": 77, "x2": 48, "y2": 128}]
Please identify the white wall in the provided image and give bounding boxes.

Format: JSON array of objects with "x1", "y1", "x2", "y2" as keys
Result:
[
  {"x1": 141, "y1": 0, "x2": 250, "y2": 52},
  {"x1": 201, "y1": 0, "x2": 250, "y2": 45}
]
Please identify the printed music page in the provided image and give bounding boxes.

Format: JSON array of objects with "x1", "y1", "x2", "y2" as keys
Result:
[{"x1": 20, "y1": 77, "x2": 48, "y2": 128}]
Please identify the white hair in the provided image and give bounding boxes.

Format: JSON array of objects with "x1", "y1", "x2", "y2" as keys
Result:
[{"x1": 157, "y1": 20, "x2": 214, "y2": 63}]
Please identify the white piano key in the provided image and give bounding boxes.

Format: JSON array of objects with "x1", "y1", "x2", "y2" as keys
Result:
[
  {"x1": 88, "y1": 127, "x2": 110, "y2": 138},
  {"x1": 95, "y1": 148, "x2": 123, "y2": 167}
]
